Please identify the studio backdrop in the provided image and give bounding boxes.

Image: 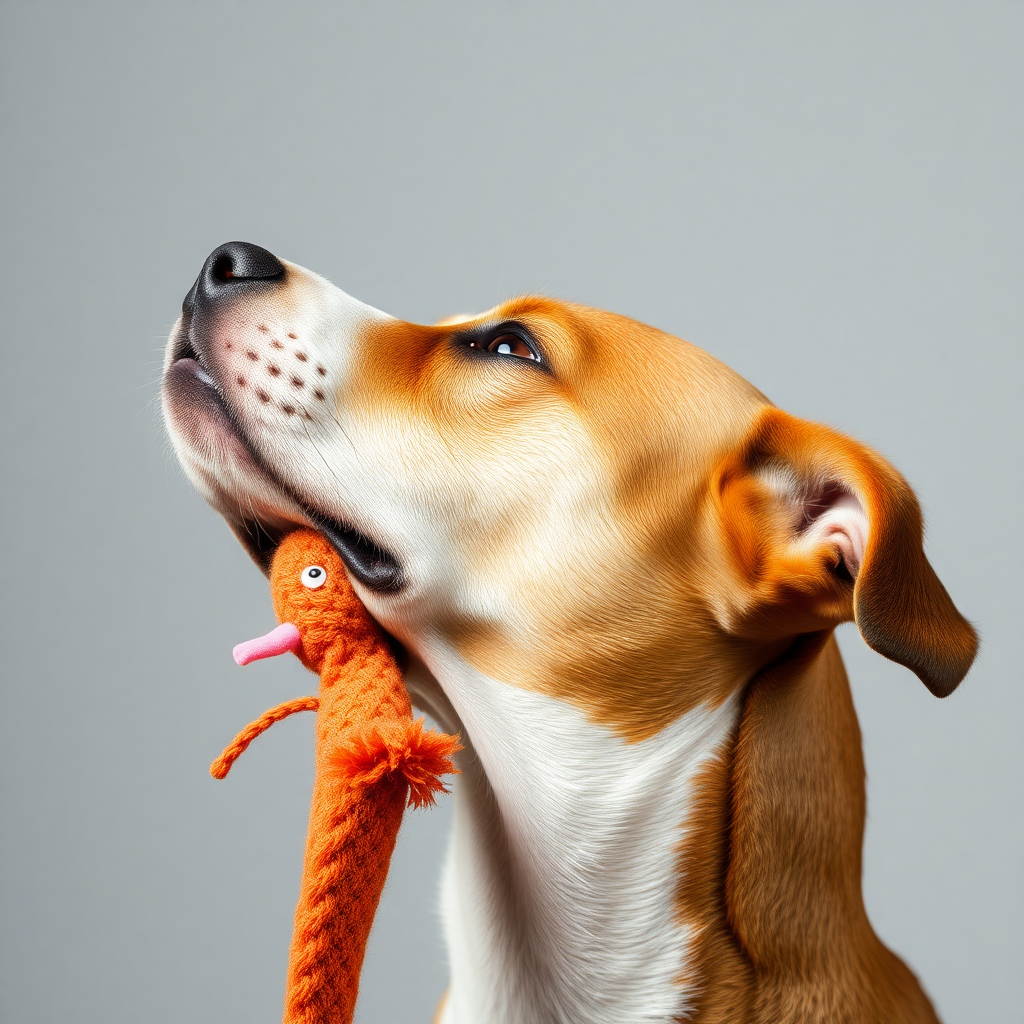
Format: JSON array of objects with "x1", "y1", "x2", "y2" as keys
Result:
[{"x1": 1, "y1": 4, "x2": 1020, "y2": 1023}]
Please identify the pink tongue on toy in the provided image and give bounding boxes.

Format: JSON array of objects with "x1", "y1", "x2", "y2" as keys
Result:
[{"x1": 233, "y1": 622, "x2": 301, "y2": 666}]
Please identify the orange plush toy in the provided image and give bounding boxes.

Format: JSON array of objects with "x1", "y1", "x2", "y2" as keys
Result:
[{"x1": 211, "y1": 529, "x2": 461, "y2": 1024}]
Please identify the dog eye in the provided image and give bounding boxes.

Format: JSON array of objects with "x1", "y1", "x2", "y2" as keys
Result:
[
  {"x1": 300, "y1": 565, "x2": 327, "y2": 588},
  {"x1": 468, "y1": 328, "x2": 540, "y2": 362},
  {"x1": 486, "y1": 334, "x2": 536, "y2": 359}
]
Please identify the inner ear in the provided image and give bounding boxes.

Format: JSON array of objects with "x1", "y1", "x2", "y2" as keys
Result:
[
  {"x1": 796, "y1": 480, "x2": 868, "y2": 581},
  {"x1": 759, "y1": 467, "x2": 868, "y2": 583}
]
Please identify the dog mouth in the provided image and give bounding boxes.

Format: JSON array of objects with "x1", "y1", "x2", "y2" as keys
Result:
[{"x1": 164, "y1": 319, "x2": 405, "y2": 592}]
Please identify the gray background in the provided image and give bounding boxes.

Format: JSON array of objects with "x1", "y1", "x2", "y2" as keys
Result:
[{"x1": 1, "y1": 3, "x2": 1020, "y2": 1022}]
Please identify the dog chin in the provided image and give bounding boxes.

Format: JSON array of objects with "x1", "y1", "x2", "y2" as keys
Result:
[{"x1": 162, "y1": 359, "x2": 303, "y2": 570}]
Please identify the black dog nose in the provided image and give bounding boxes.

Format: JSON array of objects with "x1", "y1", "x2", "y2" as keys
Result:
[
  {"x1": 184, "y1": 241, "x2": 285, "y2": 314},
  {"x1": 207, "y1": 241, "x2": 285, "y2": 283}
]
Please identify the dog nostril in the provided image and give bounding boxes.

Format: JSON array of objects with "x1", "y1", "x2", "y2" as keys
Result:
[
  {"x1": 211, "y1": 252, "x2": 237, "y2": 282},
  {"x1": 196, "y1": 242, "x2": 286, "y2": 304}
]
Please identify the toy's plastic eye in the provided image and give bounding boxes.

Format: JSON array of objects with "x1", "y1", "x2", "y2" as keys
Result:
[{"x1": 300, "y1": 565, "x2": 327, "y2": 589}]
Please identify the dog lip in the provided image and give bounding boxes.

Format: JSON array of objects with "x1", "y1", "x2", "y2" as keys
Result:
[
  {"x1": 163, "y1": 355, "x2": 232, "y2": 426},
  {"x1": 169, "y1": 308, "x2": 200, "y2": 364},
  {"x1": 163, "y1": 335, "x2": 405, "y2": 593},
  {"x1": 190, "y1": 358, "x2": 215, "y2": 390},
  {"x1": 312, "y1": 517, "x2": 405, "y2": 594}
]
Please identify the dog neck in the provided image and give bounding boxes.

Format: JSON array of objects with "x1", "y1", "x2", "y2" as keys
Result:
[
  {"x1": 413, "y1": 632, "x2": 943, "y2": 1024},
  {"x1": 415, "y1": 644, "x2": 744, "y2": 1024}
]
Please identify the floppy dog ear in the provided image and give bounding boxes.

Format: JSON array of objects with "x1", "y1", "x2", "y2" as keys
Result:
[{"x1": 710, "y1": 408, "x2": 977, "y2": 697}]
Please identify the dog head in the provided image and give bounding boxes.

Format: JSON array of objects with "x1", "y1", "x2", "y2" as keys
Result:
[{"x1": 163, "y1": 242, "x2": 976, "y2": 739}]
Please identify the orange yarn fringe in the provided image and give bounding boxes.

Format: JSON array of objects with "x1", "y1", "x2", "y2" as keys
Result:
[{"x1": 327, "y1": 718, "x2": 462, "y2": 809}]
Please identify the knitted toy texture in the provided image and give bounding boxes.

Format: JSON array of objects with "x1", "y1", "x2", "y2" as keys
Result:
[{"x1": 211, "y1": 529, "x2": 461, "y2": 1024}]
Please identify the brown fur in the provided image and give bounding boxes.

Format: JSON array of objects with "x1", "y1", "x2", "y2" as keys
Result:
[
  {"x1": 730, "y1": 635, "x2": 939, "y2": 1022},
  {"x1": 674, "y1": 636, "x2": 943, "y2": 1022}
]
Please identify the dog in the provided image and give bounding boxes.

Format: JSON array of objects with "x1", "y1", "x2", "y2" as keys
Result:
[{"x1": 162, "y1": 241, "x2": 977, "y2": 1024}]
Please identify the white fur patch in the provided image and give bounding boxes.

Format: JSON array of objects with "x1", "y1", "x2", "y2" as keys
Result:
[{"x1": 422, "y1": 644, "x2": 741, "y2": 1024}]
